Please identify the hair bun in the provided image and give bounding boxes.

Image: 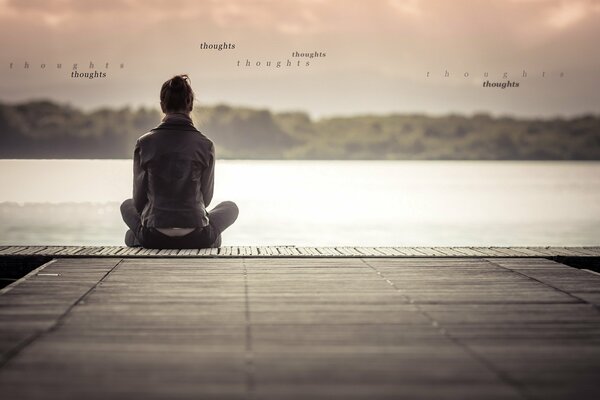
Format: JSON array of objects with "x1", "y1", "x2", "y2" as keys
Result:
[
  {"x1": 160, "y1": 74, "x2": 194, "y2": 113},
  {"x1": 169, "y1": 75, "x2": 186, "y2": 90}
]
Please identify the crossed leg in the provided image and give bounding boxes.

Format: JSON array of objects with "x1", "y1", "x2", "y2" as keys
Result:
[{"x1": 120, "y1": 199, "x2": 239, "y2": 248}]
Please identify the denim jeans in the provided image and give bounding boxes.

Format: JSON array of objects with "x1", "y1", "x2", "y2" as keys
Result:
[{"x1": 120, "y1": 199, "x2": 239, "y2": 249}]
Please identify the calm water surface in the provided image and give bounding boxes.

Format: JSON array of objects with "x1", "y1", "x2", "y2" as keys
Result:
[{"x1": 1, "y1": 160, "x2": 599, "y2": 246}]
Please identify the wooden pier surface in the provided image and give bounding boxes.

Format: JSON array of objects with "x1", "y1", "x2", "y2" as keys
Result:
[
  {"x1": 1, "y1": 245, "x2": 600, "y2": 257},
  {"x1": 1, "y1": 254, "x2": 600, "y2": 399}
]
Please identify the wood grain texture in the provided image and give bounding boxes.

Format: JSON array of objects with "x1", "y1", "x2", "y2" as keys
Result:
[
  {"x1": 0, "y1": 257, "x2": 599, "y2": 399},
  {"x1": 1, "y1": 246, "x2": 600, "y2": 258}
]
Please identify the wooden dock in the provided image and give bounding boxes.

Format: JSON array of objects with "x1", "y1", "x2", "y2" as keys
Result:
[
  {"x1": 1, "y1": 245, "x2": 600, "y2": 258},
  {"x1": 1, "y1": 248, "x2": 599, "y2": 399}
]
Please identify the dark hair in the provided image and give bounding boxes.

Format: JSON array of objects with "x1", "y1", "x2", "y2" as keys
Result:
[{"x1": 160, "y1": 74, "x2": 194, "y2": 113}]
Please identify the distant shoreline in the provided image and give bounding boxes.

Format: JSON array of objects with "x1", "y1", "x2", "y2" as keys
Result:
[{"x1": 1, "y1": 100, "x2": 599, "y2": 160}]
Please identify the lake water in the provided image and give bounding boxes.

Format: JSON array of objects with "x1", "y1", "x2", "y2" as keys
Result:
[{"x1": 0, "y1": 160, "x2": 599, "y2": 247}]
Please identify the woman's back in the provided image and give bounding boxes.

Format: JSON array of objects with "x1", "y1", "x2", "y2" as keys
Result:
[
  {"x1": 120, "y1": 74, "x2": 238, "y2": 249},
  {"x1": 134, "y1": 112, "x2": 215, "y2": 229}
]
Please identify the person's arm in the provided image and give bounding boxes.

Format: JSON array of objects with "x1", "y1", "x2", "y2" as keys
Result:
[
  {"x1": 132, "y1": 139, "x2": 148, "y2": 214},
  {"x1": 201, "y1": 142, "x2": 215, "y2": 208}
]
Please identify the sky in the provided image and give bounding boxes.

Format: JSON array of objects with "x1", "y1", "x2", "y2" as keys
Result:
[{"x1": 0, "y1": 0, "x2": 599, "y2": 118}]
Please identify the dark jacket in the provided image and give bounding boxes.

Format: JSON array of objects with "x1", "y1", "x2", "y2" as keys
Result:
[{"x1": 133, "y1": 113, "x2": 215, "y2": 228}]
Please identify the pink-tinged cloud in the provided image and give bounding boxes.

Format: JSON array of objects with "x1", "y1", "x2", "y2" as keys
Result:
[
  {"x1": 0, "y1": 0, "x2": 599, "y2": 117},
  {"x1": 1, "y1": 0, "x2": 597, "y2": 35}
]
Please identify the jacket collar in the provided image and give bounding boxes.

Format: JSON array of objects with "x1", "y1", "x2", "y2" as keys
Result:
[{"x1": 153, "y1": 112, "x2": 198, "y2": 131}]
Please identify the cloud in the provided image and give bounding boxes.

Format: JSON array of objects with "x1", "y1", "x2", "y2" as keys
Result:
[
  {"x1": 1, "y1": 0, "x2": 596, "y2": 38},
  {"x1": 1, "y1": 0, "x2": 599, "y2": 61},
  {"x1": 388, "y1": 0, "x2": 422, "y2": 17},
  {"x1": 545, "y1": 1, "x2": 599, "y2": 29}
]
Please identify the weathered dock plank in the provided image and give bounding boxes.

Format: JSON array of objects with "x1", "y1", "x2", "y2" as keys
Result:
[
  {"x1": 0, "y1": 256, "x2": 599, "y2": 399},
  {"x1": 584, "y1": 246, "x2": 600, "y2": 256},
  {"x1": 1, "y1": 245, "x2": 599, "y2": 259}
]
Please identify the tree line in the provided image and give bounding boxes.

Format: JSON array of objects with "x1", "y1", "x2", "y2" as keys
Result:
[{"x1": 1, "y1": 100, "x2": 599, "y2": 159}]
